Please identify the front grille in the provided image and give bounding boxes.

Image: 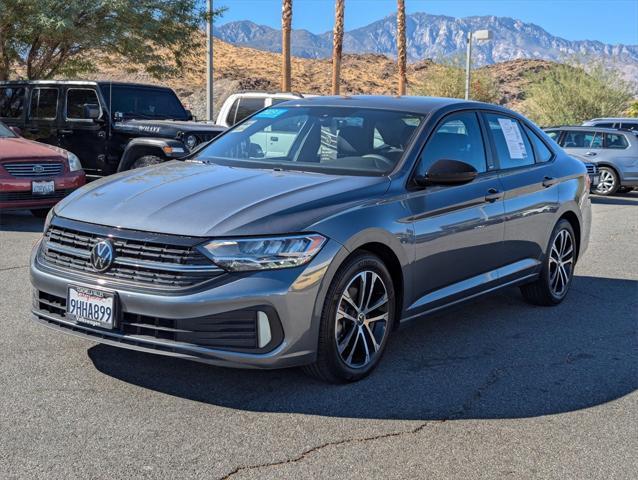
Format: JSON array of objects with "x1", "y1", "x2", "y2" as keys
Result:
[
  {"x1": 40, "y1": 220, "x2": 223, "y2": 290},
  {"x1": 0, "y1": 189, "x2": 73, "y2": 202},
  {"x1": 585, "y1": 164, "x2": 598, "y2": 175},
  {"x1": 3, "y1": 162, "x2": 64, "y2": 177},
  {"x1": 35, "y1": 291, "x2": 277, "y2": 353}
]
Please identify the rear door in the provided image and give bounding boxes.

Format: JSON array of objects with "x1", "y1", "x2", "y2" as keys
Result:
[
  {"x1": 25, "y1": 86, "x2": 60, "y2": 146},
  {"x1": 483, "y1": 112, "x2": 560, "y2": 273},
  {"x1": 58, "y1": 86, "x2": 108, "y2": 174}
]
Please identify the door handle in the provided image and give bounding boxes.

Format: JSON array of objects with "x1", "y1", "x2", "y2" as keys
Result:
[
  {"x1": 59, "y1": 129, "x2": 73, "y2": 135},
  {"x1": 484, "y1": 188, "x2": 503, "y2": 203},
  {"x1": 542, "y1": 176, "x2": 559, "y2": 188},
  {"x1": 270, "y1": 136, "x2": 279, "y2": 142},
  {"x1": 585, "y1": 151, "x2": 597, "y2": 156}
]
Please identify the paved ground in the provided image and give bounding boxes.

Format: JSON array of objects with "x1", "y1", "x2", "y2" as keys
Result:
[{"x1": 1, "y1": 194, "x2": 636, "y2": 480}]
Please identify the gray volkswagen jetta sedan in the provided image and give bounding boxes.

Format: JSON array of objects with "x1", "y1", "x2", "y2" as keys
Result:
[{"x1": 30, "y1": 96, "x2": 592, "y2": 382}]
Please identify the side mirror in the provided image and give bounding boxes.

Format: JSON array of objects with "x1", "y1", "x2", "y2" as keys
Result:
[
  {"x1": 185, "y1": 109, "x2": 195, "y2": 121},
  {"x1": 9, "y1": 126, "x2": 22, "y2": 136},
  {"x1": 83, "y1": 103, "x2": 101, "y2": 120},
  {"x1": 415, "y1": 159, "x2": 478, "y2": 186}
]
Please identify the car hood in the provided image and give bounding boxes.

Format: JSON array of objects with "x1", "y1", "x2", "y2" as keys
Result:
[
  {"x1": 55, "y1": 160, "x2": 390, "y2": 237},
  {"x1": 113, "y1": 119, "x2": 225, "y2": 137},
  {"x1": 0, "y1": 137, "x2": 67, "y2": 162}
]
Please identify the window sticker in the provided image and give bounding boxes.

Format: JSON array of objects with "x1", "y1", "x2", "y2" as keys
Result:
[
  {"x1": 255, "y1": 108, "x2": 287, "y2": 119},
  {"x1": 497, "y1": 118, "x2": 528, "y2": 159},
  {"x1": 231, "y1": 120, "x2": 256, "y2": 132}
]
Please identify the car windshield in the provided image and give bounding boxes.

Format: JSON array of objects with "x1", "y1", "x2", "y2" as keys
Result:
[
  {"x1": 0, "y1": 122, "x2": 15, "y2": 138},
  {"x1": 99, "y1": 85, "x2": 189, "y2": 120},
  {"x1": 195, "y1": 106, "x2": 424, "y2": 176}
]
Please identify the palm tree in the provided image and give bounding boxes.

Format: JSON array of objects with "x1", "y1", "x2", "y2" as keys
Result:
[
  {"x1": 396, "y1": 0, "x2": 407, "y2": 95},
  {"x1": 331, "y1": 0, "x2": 345, "y2": 95},
  {"x1": 281, "y1": 0, "x2": 293, "y2": 92}
]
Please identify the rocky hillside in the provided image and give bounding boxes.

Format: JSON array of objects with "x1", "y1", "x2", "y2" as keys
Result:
[
  {"x1": 214, "y1": 13, "x2": 638, "y2": 84},
  {"x1": 88, "y1": 39, "x2": 559, "y2": 120}
]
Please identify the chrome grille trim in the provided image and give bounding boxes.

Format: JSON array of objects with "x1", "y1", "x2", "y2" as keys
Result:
[{"x1": 3, "y1": 162, "x2": 64, "y2": 177}]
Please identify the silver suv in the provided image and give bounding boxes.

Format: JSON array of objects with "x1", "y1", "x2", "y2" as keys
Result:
[
  {"x1": 583, "y1": 117, "x2": 638, "y2": 133},
  {"x1": 544, "y1": 126, "x2": 638, "y2": 195}
]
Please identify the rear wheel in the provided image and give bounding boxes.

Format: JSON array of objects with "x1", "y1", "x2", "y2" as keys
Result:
[
  {"x1": 131, "y1": 155, "x2": 162, "y2": 169},
  {"x1": 303, "y1": 252, "x2": 396, "y2": 383},
  {"x1": 521, "y1": 219, "x2": 576, "y2": 306},
  {"x1": 595, "y1": 167, "x2": 619, "y2": 196}
]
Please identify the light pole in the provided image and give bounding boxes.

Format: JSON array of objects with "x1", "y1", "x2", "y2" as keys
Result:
[
  {"x1": 206, "y1": 0, "x2": 214, "y2": 121},
  {"x1": 464, "y1": 29, "x2": 492, "y2": 101}
]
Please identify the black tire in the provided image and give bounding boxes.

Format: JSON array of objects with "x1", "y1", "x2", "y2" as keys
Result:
[
  {"x1": 131, "y1": 155, "x2": 162, "y2": 169},
  {"x1": 520, "y1": 219, "x2": 576, "y2": 306},
  {"x1": 595, "y1": 166, "x2": 619, "y2": 196},
  {"x1": 303, "y1": 251, "x2": 396, "y2": 383},
  {"x1": 30, "y1": 208, "x2": 50, "y2": 218}
]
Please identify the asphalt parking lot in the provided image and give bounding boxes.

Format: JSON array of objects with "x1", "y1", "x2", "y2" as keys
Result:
[{"x1": 1, "y1": 194, "x2": 636, "y2": 480}]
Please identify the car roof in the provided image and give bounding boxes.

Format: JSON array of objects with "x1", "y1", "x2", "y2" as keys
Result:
[
  {"x1": 0, "y1": 80, "x2": 173, "y2": 90},
  {"x1": 584, "y1": 118, "x2": 638, "y2": 122},
  {"x1": 271, "y1": 95, "x2": 505, "y2": 115},
  {"x1": 544, "y1": 125, "x2": 631, "y2": 134}
]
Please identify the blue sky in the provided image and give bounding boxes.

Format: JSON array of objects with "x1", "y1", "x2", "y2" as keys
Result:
[{"x1": 215, "y1": 0, "x2": 638, "y2": 45}]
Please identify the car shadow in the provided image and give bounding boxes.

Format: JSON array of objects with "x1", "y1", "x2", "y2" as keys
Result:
[
  {"x1": 0, "y1": 210, "x2": 45, "y2": 233},
  {"x1": 88, "y1": 274, "x2": 638, "y2": 421}
]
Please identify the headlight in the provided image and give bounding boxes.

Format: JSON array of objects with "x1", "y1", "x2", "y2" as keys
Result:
[
  {"x1": 185, "y1": 134, "x2": 198, "y2": 150},
  {"x1": 198, "y1": 234, "x2": 326, "y2": 271},
  {"x1": 67, "y1": 152, "x2": 82, "y2": 171}
]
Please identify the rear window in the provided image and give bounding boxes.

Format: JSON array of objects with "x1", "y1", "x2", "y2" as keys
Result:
[
  {"x1": 0, "y1": 87, "x2": 26, "y2": 118},
  {"x1": 30, "y1": 88, "x2": 59, "y2": 120},
  {"x1": 605, "y1": 133, "x2": 629, "y2": 149},
  {"x1": 235, "y1": 98, "x2": 265, "y2": 124},
  {"x1": 485, "y1": 114, "x2": 534, "y2": 169},
  {"x1": 620, "y1": 121, "x2": 638, "y2": 132}
]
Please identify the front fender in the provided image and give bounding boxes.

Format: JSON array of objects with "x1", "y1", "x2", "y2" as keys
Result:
[{"x1": 117, "y1": 138, "x2": 187, "y2": 172}]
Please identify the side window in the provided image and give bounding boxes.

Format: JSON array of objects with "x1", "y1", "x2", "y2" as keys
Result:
[
  {"x1": 485, "y1": 114, "x2": 534, "y2": 169},
  {"x1": 418, "y1": 111, "x2": 487, "y2": 175},
  {"x1": 524, "y1": 126, "x2": 553, "y2": 163},
  {"x1": 594, "y1": 122, "x2": 615, "y2": 128},
  {"x1": 225, "y1": 99, "x2": 239, "y2": 125},
  {"x1": 66, "y1": 88, "x2": 100, "y2": 120},
  {"x1": 589, "y1": 132, "x2": 603, "y2": 148},
  {"x1": 30, "y1": 88, "x2": 59, "y2": 120},
  {"x1": 605, "y1": 133, "x2": 629, "y2": 149},
  {"x1": 620, "y1": 122, "x2": 638, "y2": 132},
  {"x1": 0, "y1": 87, "x2": 26, "y2": 118},
  {"x1": 545, "y1": 130, "x2": 561, "y2": 142},
  {"x1": 235, "y1": 98, "x2": 265, "y2": 124},
  {"x1": 561, "y1": 130, "x2": 598, "y2": 148}
]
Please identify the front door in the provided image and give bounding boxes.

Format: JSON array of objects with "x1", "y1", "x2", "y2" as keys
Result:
[
  {"x1": 404, "y1": 111, "x2": 506, "y2": 317},
  {"x1": 57, "y1": 87, "x2": 108, "y2": 176}
]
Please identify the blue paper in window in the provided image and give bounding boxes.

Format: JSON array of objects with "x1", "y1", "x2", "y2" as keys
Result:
[{"x1": 255, "y1": 108, "x2": 287, "y2": 119}]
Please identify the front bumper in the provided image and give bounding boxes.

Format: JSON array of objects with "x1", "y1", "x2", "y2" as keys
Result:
[
  {"x1": 0, "y1": 171, "x2": 85, "y2": 210},
  {"x1": 30, "y1": 237, "x2": 343, "y2": 369}
]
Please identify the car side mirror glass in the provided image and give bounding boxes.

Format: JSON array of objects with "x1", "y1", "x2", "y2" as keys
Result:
[
  {"x1": 185, "y1": 109, "x2": 195, "y2": 121},
  {"x1": 9, "y1": 126, "x2": 22, "y2": 136},
  {"x1": 83, "y1": 103, "x2": 101, "y2": 120},
  {"x1": 416, "y1": 159, "x2": 478, "y2": 186}
]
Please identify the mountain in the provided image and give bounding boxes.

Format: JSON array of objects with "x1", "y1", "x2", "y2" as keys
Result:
[{"x1": 214, "y1": 13, "x2": 638, "y2": 83}]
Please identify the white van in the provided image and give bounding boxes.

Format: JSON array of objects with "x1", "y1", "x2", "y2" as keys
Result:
[{"x1": 216, "y1": 92, "x2": 312, "y2": 128}]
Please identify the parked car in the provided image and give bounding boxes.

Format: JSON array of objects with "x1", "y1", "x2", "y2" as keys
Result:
[
  {"x1": 0, "y1": 81, "x2": 226, "y2": 177},
  {"x1": 568, "y1": 154, "x2": 600, "y2": 190},
  {"x1": 216, "y1": 92, "x2": 316, "y2": 128},
  {"x1": 30, "y1": 96, "x2": 591, "y2": 383},
  {"x1": 0, "y1": 121, "x2": 85, "y2": 216},
  {"x1": 583, "y1": 117, "x2": 638, "y2": 133},
  {"x1": 544, "y1": 126, "x2": 638, "y2": 195}
]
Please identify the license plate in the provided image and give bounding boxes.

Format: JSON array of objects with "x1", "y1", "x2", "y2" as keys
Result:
[
  {"x1": 32, "y1": 180, "x2": 55, "y2": 195},
  {"x1": 66, "y1": 286, "x2": 117, "y2": 329}
]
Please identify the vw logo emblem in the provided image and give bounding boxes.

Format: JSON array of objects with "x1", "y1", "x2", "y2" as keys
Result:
[
  {"x1": 33, "y1": 165, "x2": 45, "y2": 173},
  {"x1": 90, "y1": 240, "x2": 115, "y2": 272}
]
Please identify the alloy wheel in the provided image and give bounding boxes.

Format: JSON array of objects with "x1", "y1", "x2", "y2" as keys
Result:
[
  {"x1": 334, "y1": 270, "x2": 389, "y2": 369},
  {"x1": 549, "y1": 229, "x2": 574, "y2": 297},
  {"x1": 596, "y1": 169, "x2": 616, "y2": 195}
]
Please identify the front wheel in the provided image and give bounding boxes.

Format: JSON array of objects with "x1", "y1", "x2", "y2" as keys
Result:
[
  {"x1": 520, "y1": 219, "x2": 576, "y2": 306},
  {"x1": 303, "y1": 252, "x2": 396, "y2": 383},
  {"x1": 131, "y1": 155, "x2": 162, "y2": 170},
  {"x1": 595, "y1": 167, "x2": 619, "y2": 196}
]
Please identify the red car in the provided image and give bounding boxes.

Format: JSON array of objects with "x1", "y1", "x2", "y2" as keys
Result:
[{"x1": 0, "y1": 122, "x2": 85, "y2": 217}]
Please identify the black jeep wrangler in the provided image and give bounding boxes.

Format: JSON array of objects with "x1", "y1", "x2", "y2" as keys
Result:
[{"x1": 0, "y1": 80, "x2": 225, "y2": 176}]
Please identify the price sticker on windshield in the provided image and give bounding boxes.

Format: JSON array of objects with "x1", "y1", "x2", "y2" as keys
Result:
[{"x1": 255, "y1": 108, "x2": 287, "y2": 119}]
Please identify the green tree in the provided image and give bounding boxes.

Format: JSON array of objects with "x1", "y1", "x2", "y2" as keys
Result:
[
  {"x1": 411, "y1": 54, "x2": 499, "y2": 104},
  {"x1": 626, "y1": 100, "x2": 638, "y2": 117},
  {"x1": 521, "y1": 59, "x2": 633, "y2": 126},
  {"x1": 0, "y1": 0, "x2": 224, "y2": 80}
]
